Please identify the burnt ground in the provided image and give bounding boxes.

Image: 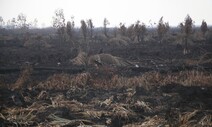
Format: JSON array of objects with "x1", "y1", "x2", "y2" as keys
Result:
[{"x1": 0, "y1": 39, "x2": 212, "y2": 126}]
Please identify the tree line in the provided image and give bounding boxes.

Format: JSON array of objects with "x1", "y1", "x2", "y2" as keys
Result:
[{"x1": 0, "y1": 9, "x2": 209, "y2": 50}]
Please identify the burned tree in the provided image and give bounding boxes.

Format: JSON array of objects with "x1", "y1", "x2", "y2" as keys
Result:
[
  {"x1": 17, "y1": 13, "x2": 29, "y2": 29},
  {"x1": 87, "y1": 19, "x2": 94, "y2": 41},
  {"x1": 66, "y1": 17, "x2": 75, "y2": 41},
  {"x1": 180, "y1": 15, "x2": 194, "y2": 54},
  {"x1": 53, "y1": 9, "x2": 66, "y2": 44},
  {"x1": 127, "y1": 24, "x2": 135, "y2": 41},
  {"x1": 157, "y1": 17, "x2": 169, "y2": 43},
  {"x1": 7, "y1": 18, "x2": 17, "y2": 29},
  {"x1": 81, "y1": 20, "x2": 89, "y2": 53},
  {"x1": 80, "y1": 20, "x2": 88, "y2": 41},
  {"x1": 119, "y1": 23, "x2": 127, "y2": 36},
  {"x1": 140, "y1": 23, "x2": 147, "y2": 42},
  {"x1": 103, "y1": 18, "x2": 109, "y2": 37},
  {"x1": 201, "y1": 20, "x2": 208, "y2": 36},
  {"x1": 113, "y1": 27, "x2": 118, "y2": 37},
  {"x1": 0, "y1": 16, "x2": 4, "y2": 28},
  {"x1": 134, "y1": 21, "x2": 147, "y2": 43}
]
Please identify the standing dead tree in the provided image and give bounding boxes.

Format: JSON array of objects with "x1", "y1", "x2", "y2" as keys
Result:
[
  {"x1": 0, "y1": 16, "x2": 4, "y2": 28},
  {"x1": 103, "y1": 18, "x2": 109, "y2": 37},
  {"x1": 53, "y1": 9, "x2": 66, "y2": 44},
  {"x1": 119, "y1": 23, "x2": 127, "y2": 36},
  {"x1": 80, "y1": 20, "x2": 88, "y2": 41},
  {"x1": 16, "y1": 13, "x2": 31, "y2": 41},
  {"x1": 66, "y1": 17, "x2": 75, "y2": 43},
  {"x1": 180, "y1": 15, "x2": 194, "y2": 54},
  {"x1": 80, "y1": 20, "x2": 89, "y2": 53},
  {"x1": 134, "y1": 21, "x2": 147, "y2": 43},
  {"x1": 113, "y1": 27, "x2": 118, "y2": 37},
  {"x1": 127, "y1": 24, "x2": 135, "y2": 41},
  {"x1": 200, "y1": 20, "x2": 208, "y2": 36},
  {"x1": 87, "y1": 19, "x2": 94, "y2": 41},
  {"x1": 6, "y1": 18, "x2": 16, "y2": 29},
  {"x1": 17, "y1": 13, "x2": 30, "y2": 30},
  {"x1": 157, "y1": 17, "x2": 169, "y2": 43}
]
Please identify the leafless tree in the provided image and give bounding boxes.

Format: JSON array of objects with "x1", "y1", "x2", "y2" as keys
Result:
[
  {"x1": 134, "y1": 21, "x2": 141, "y2": 42},
  {"x1": 17, "y1": 13, "x2": 30, "y2": 30},
  {"x1": 53, "y1": 9, "x2": 66, "y2": 43},
  {"x1": 6, "y1": 18, "x2": 16, "y2": 29},
  {"x1": 66, "y1": 17, "x2": 75, "y2": 41},
  {"x1": 179, "y1": 22, "x2": 184, "y2": 33},
  {"x1": 31, "y1": 18, "x2": 38, "y2": 28},
  {"x1": 0, "y1": 16, "x2": 4, "y2": 28},
  {"x1": 81, "y1": 20, "x2": 89, "y2": 53},
  {"x1": 140, "y1": 23, "x2": 147, "y2": 42},
  {"x1": 87, "y1": 19, "x2": 94, "y2": 40},
  {"x1": 113, "y1": 27, "x2": 118, "y2": 37},
  {"x1": 80, "y1": 20, "x2": 88, "y2": 41},
  {"x1": 180, "y1": 15, "x2": 194, "y2": 54},
  {"x1": 119, "y1": 23, "x2": 127, "y2": 36},
  {"x1": 201, "y1": 20, "x2": 208, "y2": 36},
  {"x1": 127, "y1": 24, "x2": 135, "y2": 41},
  {"x1": 157, "y1": 17, "x2": 169, "y2": 43},
  {"x1": 134, "y1": 21, "x2": 147, "y2": 43},
  {"x1": 103, "y1": 18, "x2": 109, "y2": 37}
]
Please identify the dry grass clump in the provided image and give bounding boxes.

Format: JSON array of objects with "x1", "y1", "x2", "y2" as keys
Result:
[
  {"x1": 47, "y1": 114, "x2": 93, "y2": 126},
  {"x1": 161, "y1": 70, "x2": 212, "y2": 86},
  {"x1": 198, "y1": 52, "x2": 212, "y2": 65},
  {"x1": 178, "y1": 110, "x2": 199, "y2": 127},
  {"x1": 0, "y1": 107, "x2": 36, "y2": 126},
  {"x1": 36, "y1": 72, "x2": 90, "y2": 90},
  {"x1": 10, "y1": 65, "x2": 33, "y2": 91},
  {"x1": 176, "y1": 110, "x2": 212, "y2": 127},
  {"x1": 50, "y1": 96, "x2": 84, "y2": 112},
  {"x1": 111, "y1": 103, "x2": 136, "y2": 119},
  {"x1": 92, "y1": 72, "x2": 160, "y2": 90},
  {"x1": 92, "y1": 70, "x2": 211, "y2": 90},
  {"x1": 135, "y1": 70, "x2": 212, "y2": 87},
  {"x1": 123, "y1": 115, "x2": 166, "y2": 127}
]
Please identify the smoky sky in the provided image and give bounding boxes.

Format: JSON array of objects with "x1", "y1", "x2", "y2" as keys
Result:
[{"x1": 0, "y1": 0, "x2": 211, "y2": 27}]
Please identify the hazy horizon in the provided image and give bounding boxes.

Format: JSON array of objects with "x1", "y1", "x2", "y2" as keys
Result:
[{"x1": 0, "y1": 0, "x2": 211, "y2": 28}]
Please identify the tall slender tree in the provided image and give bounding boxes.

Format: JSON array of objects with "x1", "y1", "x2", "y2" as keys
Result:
[
  {"x1": 134, "y1": 21, "x2": 147, "y2": 43},
  {"x1": 180, "y1": 15, "x2": 194, "y2": 54},
  {"x1": 201, "y1": 20, "x2": 208, "y2": 36},
  {"x1": 87, "y1": 19, "x2": 94, "y2": 40},
  {"x1": 157, "y1": 17, "x2": 169, "y2": 43},
  {"x1": 0, "y1": 16, "x2": 4, "y2": 28},
  {"x1": 53, "y1": 9, "x2": 66, "y2": 43},
  {"x1": 80, "y1": 20, "x2": 88, "y2": 41},
  {"x1": 119, "y1": 23, "x2": 127, "y2": 36},
  {"x1": 103, "y1": 18, "x2": 109, "y2": 37},
  {"x1": 66, "y1": 17, "x2": 75, "y2": 41}
]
